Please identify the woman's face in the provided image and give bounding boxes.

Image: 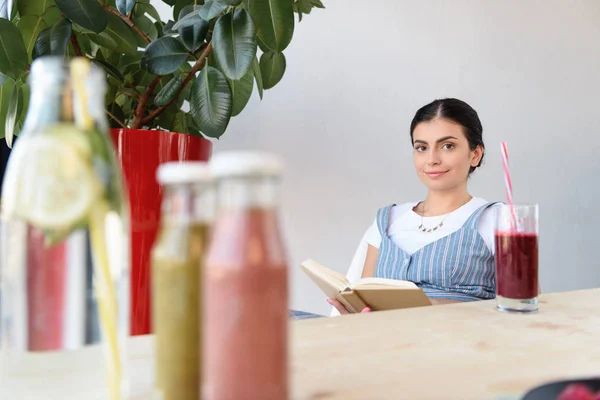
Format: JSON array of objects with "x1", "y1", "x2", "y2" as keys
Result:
[{"x1": 412, "y1": 118, "x2": 483, "y2": 192}]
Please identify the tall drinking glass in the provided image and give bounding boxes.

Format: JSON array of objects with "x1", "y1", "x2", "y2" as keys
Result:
[{"x1": 494, "y1": 204, "x2": 539, "y2": 312}]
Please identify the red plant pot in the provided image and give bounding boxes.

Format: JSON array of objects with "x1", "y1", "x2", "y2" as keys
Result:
[{"x1": 109, "y1": 128, "x2": 212, "y2": 336}]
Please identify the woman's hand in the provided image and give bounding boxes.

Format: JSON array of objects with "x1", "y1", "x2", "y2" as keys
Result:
[{"x1": 327, "y1": 298, "x2": 371, "y2": 314}]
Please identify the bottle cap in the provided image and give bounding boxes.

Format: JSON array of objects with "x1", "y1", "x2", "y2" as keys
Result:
[
  {"x1": 157, "y1": 161, "x2": 213, "y2": 185},
  {"x1": 209, "y1": 151, "x2": 284, "y2": 179},
  {"x1": 29, "y1": 56, "x2": 106, "y2": 90}
]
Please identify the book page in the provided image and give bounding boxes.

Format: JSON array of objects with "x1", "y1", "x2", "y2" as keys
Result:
[
  {"x1": 300, "y1": 259, "x2": 350, "y2": 295},
  {"x1": 353, "y1": 286, "x2": 431, "y2": 310},
  {"x1": 351, "y1": 277, "x2": 418, "y2": 290}
]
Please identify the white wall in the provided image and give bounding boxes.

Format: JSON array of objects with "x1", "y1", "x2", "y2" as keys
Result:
[{"x1": 154, "y1": 0, "x2": 600, "y2": 315}]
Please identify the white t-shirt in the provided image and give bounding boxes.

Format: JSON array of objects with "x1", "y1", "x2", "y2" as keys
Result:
[{"x1": 363, "y1": 197, "x2": 497, "y2": 255}]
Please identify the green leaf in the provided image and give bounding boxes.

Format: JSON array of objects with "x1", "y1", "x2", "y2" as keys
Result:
[
  {"x1": 252, "y1": 55, "x2": 262, "y2": 99},
  {"x1": 157, "y1": 101, "x2": 179, "y2": 130},
  {"x1": 0, "y1": 79, "x2": 15, "y2": 140},
  {"x1": 115, "y1": 91, "x2": 134, "y2": 116},
  {"x1": 84, "y1": 31, "x2": 118, "y2": 49},
  {"x1": 229, "y1": 66, "x2": 253, "y2": 116},
  {"x1": 141, "y1": 36, "x2": 189, "y2": 75},
  {"x1": 16, "y1": 82, "x2": 29, "y2": 130},
  {"x1": 172, "y1": 8, "x2": 203, "y2": 30},
  {"x1": 178, "y1": 5, "x2": 208, "y2": 52},
  {"x1": 4, "y1": 82, "x2": 21, "y2": 148},
  {"x1": 260, "y1": 50, "x2": 285, "y2": 89},
  {"x1": 190, "y1": 65, "x2": 232, "y2": 138},
  {"x1": 173, "y1": 0, "x2": 194, "y2": 20},
  {"x1": 292, "y1": 4, "x2": 305, "y2": 21},
  {"x1": 76, "y1": 32, "x2": 92, "y2": 54},
  {"x1": 198, "y1": 0, "x2": 228, "y2": 21},
  {"x1": 134, "y1": 3, "x2": 161, "y2": 21},
  {"x1": 293, "y1": 0, "x2": 324, "y2": 22},
  {"x1": 107, "y1": 102, "x2": 125, "y2": 128},
  {"x1": 48, "y1": 17, "x2": 71, "y2": 55},
  {"x1": 92, "y1": 57, "x2": 124, "y2": 82},
  {"x1": 132, "y1": 15, "x2": 158, "y2": 47},
  {"x1": 163, "y1": 19, "x2": 175, "y2": 32},
  {"x1": 213, "y1": 9, "x2": 256, "y2": 80},
  {"x1": 293, "y1": 0, "x2": 311, "y2": 14},
  {"x1": 17, "y1": 15, "x2": 49, "y2": 62},
  {"x1": 154, "y1": 20, "x2": 163, "y2": 37},
  {"x1": 42, "y1": 5, "x2": 62, "y2": 26},
  {"x1": 116, "y1": 0, "x2": 134, "y2": 16},
  {"x1": 0, "y1": 19, "x2": 29, "y2": 79},
  {"x1": 154, "y1": 74, "x2": 181, "y2": 106},
  {"x1": 171, "y1": 111, "x2": 198, "y2": 135},
  {"x1": 34, "y1": 17, "x2": 72, "y2": 58},
  {"x1": 0, "y1": 73, "x2": 6, "y2": 86},
  {"x1": 223, "y1": 0, "x2": 242, "y2": 5},
  {"x1": 17, "y1": 0, "x2": 55, "y2": 16},
  {"x1": 248, "y1": 0, "x2": 294, "y2": 52},
  {"x1": 119, "y1": 51, "x2": 143, "y2": 71},
  {"x1": 255, "y1": 36, "x2": 272, "y2": 54},
  {"x1": 131, "y1": 69, "x2": 154, "y2": 86},
  {"x1": 103, "y1": 12, "x2": 137, "y2": 53},
  {"x1": 186, "y1": 113, "x2": 200, "y2": 133},
  {"x1": 55, "y1": 0, "x2": 107, "y2": 33},
  {"x1": 32, "y1": 27, "x2": 51, "y2": 59},
  {"x1": 162, "y1": 0, "x2": 177, "y2": 5}
]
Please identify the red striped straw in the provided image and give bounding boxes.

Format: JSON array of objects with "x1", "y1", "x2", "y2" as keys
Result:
[{"x1": 500, "y1": 141, "x2": 517, "y2": 231}]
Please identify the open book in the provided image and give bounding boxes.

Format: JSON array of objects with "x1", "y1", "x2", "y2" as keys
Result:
[{"x1": 300, "y1": 259, "x2": 431, "y2": 313}]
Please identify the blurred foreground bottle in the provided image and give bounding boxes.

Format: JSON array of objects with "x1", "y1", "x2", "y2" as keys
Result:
[
  {"x1": 203, "y1": 151, "x2": 289, "y2": 400},
  {"x1": 0, "y1": 57, "x2": 130, "y2": 400},
  {"x1": 151, "y1": 162, "x2": 213, "y2": 400}
]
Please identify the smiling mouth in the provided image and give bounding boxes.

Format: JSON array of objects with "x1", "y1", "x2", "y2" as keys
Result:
[{"x1": 425, "y1": 171, "x2": 448, "y2": 178}]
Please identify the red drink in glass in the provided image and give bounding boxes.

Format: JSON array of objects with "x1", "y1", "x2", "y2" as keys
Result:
[{"x1": 494, "y1": 204, "x2": 539, "y2": 312}]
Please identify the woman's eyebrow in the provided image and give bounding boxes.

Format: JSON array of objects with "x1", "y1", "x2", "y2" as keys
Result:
[
  {"x1": 436, "y1": 136, "x2": 458, "y2": 143},
  {"x1": 413, "y1": 136, "x2": 458, "y2": 145}
]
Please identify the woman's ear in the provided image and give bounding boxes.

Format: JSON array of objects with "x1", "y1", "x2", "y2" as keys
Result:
[{"x1": 471, "y1": 145, "x2": 484, "y2": 167}]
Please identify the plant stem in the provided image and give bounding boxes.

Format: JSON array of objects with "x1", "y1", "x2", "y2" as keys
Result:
[
  {"x1": 17, "y1": 66, "x2": 30, "y2": 82},
  {"x1": 119, "y1": 89, "x2": 138, "y2": 100},
  {"x1": 106, "y1": 109, "x2": 127, "y2": 128},
  {"x1": 141, "y1": 42, "x2": 212, "y2": 126},
  {"x1": 102, "y1": 5, "x2": 151, "y2": 44},
  {"x1": 127, "y1": 83, "x2": 142, "y2": 97},
  {"x1": 70, "y1": 32, "x2": 83, "y2": 56},
  {"x1": 132, "y1": 76, "x2": 162, "y2": 129}
]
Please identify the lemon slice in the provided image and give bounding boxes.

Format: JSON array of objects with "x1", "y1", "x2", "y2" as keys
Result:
[
  {"x1": 2, "y1": 131, "x2": 100, "y2": 231},
  {"x1": 44, "y1": 123, "x2": 94, "y2": 159}
]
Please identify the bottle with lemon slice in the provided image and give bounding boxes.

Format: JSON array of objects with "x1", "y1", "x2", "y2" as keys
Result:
[{"x1": 0, "y1": 57, "x2": 130, "y2": 400}]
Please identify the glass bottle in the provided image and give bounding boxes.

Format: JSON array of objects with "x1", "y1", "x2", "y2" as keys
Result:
[
  {"x1": 203, "y1": 151, "x2": 289, "y2": 400},
  {"x1": 0, "y1": 57, "x2": 130, "y2": 399},
  {"x1": 151, "y1": 161, "x2": 213, "y2": 400}
]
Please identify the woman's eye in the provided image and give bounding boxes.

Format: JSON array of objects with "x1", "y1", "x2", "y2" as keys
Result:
[{"x1": 442, "y1": 143, "x2": 455, "y2": 150}]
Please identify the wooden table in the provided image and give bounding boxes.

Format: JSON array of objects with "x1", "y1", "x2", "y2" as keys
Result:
[{"x1": 2, "y1": 289, "x2": 600, "y2": 399}]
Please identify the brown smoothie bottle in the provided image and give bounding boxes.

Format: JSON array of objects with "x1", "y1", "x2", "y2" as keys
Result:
[
  {"x1": 203, "y1": 151, "x2": 289, "y2": 400},
  {"x1": 151, "y1": 162, "x2": 213, "y2": 400}
]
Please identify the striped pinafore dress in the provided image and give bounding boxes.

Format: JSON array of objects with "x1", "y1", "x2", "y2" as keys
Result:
[{"x1": 374, "y1": 203, "x2": 498, "y2": 301}]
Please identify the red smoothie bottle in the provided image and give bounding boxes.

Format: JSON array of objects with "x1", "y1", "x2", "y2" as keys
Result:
[{"x1": 203, "y1": 151, "x2": 289, "y2": 400}]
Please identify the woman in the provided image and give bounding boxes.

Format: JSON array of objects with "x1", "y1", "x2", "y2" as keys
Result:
[{"x1": 329, "y1": 98, "x2": 499, "y2": 315}]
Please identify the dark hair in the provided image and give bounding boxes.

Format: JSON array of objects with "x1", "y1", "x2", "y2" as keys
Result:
[{"x1": 410, "y1": 98, "x2": 484, "y2": 174}]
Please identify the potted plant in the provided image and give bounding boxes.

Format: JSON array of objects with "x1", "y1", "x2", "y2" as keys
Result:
[{"x1": 0, "y1": 0, "x2": 325, "y2": 335}]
